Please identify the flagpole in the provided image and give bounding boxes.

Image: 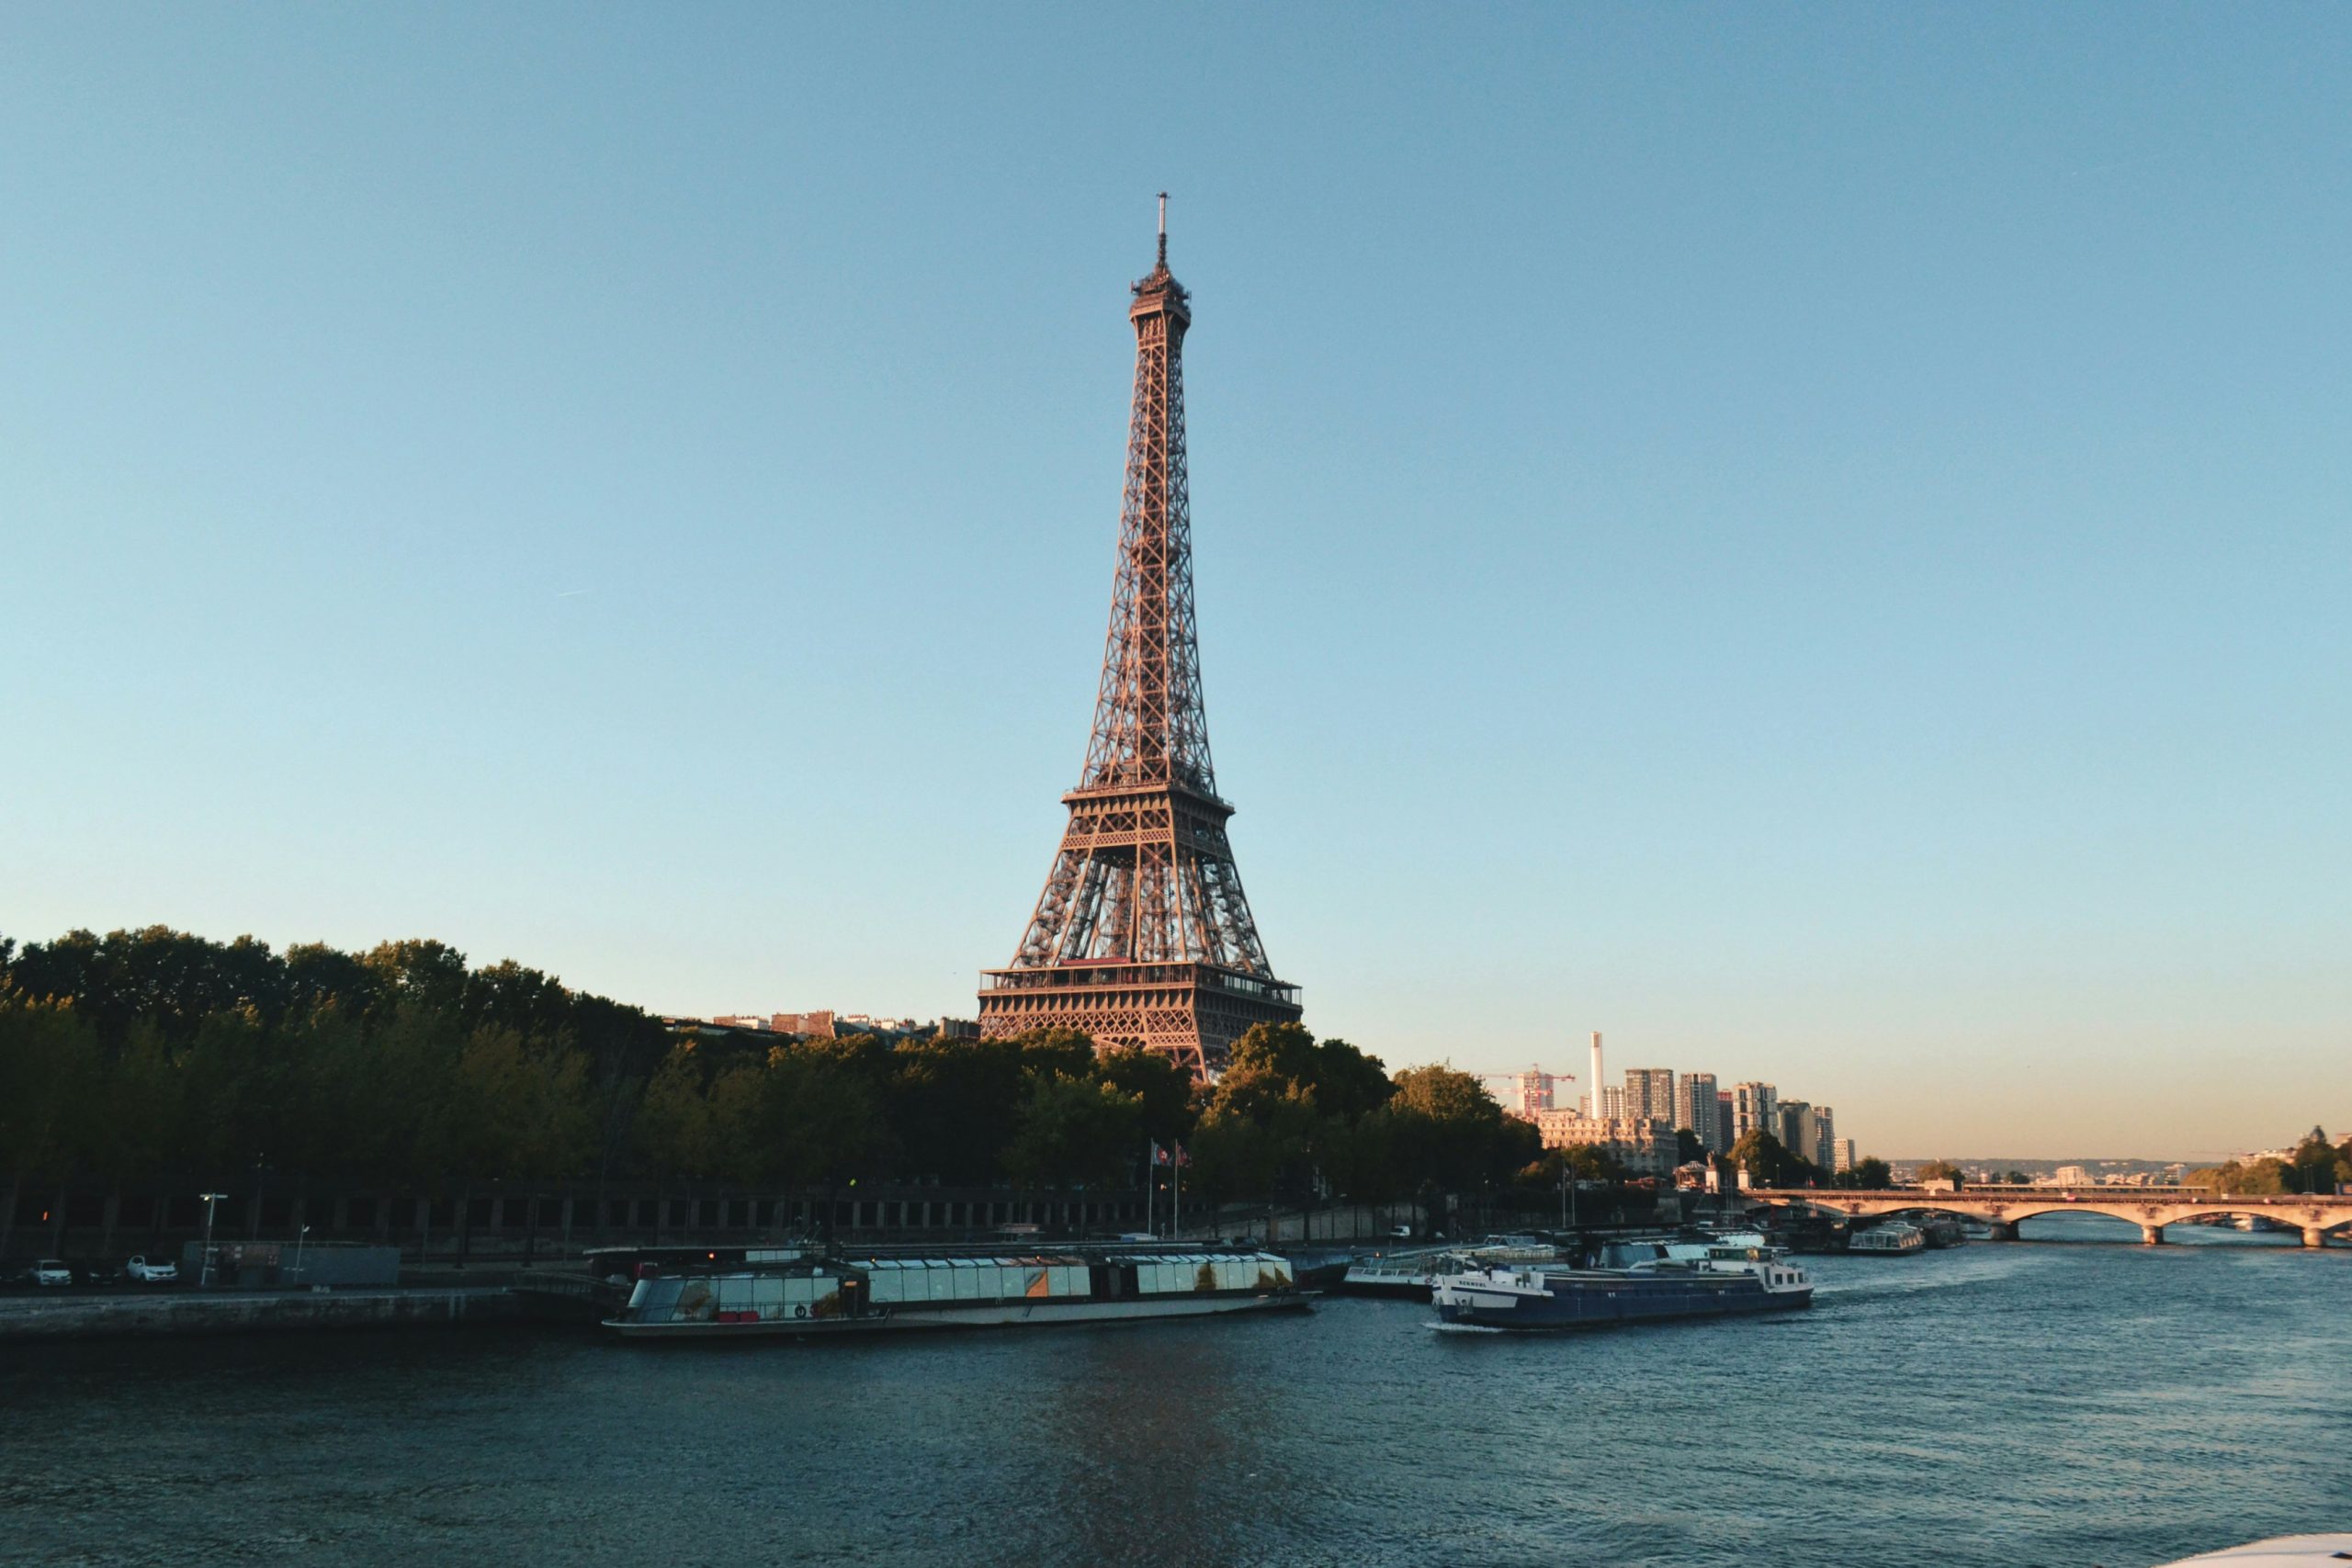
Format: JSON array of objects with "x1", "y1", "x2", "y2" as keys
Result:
[
  {"x1": 1145, "y1": 1140, "x2": 1156, "y2": 1239},
  {"x1": 1173, "y1": 1142, "x2": 1182, "y2": 1242}
]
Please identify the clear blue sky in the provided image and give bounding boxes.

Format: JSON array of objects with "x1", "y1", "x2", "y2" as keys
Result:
[{"x1": 6, "y1": 6, "x2": 2346, "y2": 1159}]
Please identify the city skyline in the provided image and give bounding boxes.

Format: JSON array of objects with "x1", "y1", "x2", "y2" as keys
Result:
[{"x1": 6, "y1": 9, "x2": 2347, "y2": 1159}]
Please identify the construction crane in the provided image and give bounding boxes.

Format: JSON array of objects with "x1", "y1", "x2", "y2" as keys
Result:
[{"x1": 1478, "y1": 1066, "x2": 1575, "y2": 1118}]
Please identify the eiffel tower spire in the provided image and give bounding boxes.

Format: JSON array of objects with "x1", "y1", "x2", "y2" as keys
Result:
[{"x1": 978, "y1": 203, "x2": 1302, "y2": 1077}]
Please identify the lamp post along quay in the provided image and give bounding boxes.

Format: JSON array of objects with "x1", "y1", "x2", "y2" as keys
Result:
[{"x1": 197, "y1": 1192, "x2": 226, "y2": 1289}]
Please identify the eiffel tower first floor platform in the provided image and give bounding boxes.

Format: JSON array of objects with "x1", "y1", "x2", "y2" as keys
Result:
[{"x1": 978, "y1": 959, "x2": 1302, "y2": 1077}]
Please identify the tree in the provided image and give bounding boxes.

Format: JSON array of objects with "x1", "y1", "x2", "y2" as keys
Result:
[
  {"x1": 1842, "y1": 1156, "x2": 1893, "y2": 1190},
  {"x1": 762, "y1": 1039, "x2": 892, "y2": 1195},
  {"x1": 1004, "y1": 1071, "x2": 1143, "y2": 1190},
  {"x1": 1190, "y1": 1022, "x2": 1386, "y2": 1209},
  {"x1": 1092, "y1": 1046, "x2": 1196, "y2": 1154},
  {"x1": 0, "y1": 993, "x2": 95, "y2": 1257},
  {"x1": 1385, "y1": 1066, "x2": 1541, "y2": 1196},
  {"x1": 1731, "y1": 1130, "x2": 1821, "y2": 1188},
  {"x1": 1521, "y1": 1145, "x2": 1625, "y2": 1189},
  {"x1": 634, "y1": 1046, "x2": 714, "y2": 1190},
  {"x1": 2189, "y1": 1157, "x2": 2290, "y2": 1196},
  {"x1": 1915, "y1": 1159, "x2": 1967, "y2": 1186},
  {"x1": 1675, "y1": 1128, "x2": 1706, "y2": 1165},
  {"x1": 886, "y1": 1035, "x2": 1042, "y2": 1182},
  {"x1": 2288, "y1": 1128, "x2": 2339, "y2": 1195}
]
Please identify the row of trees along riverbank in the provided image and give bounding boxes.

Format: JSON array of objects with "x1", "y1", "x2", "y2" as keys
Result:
[
  {"x1": 2188, "y1": 1131, "x2": 2352, "y2": 1195},
  {"x1": 0, "y1": 926, "x2": 1655, "y2": 1258}
]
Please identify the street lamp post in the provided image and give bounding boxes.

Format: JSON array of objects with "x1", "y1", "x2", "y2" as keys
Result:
[
  {"x1": 198, "y1": 1192, "x2": 227, "y2": 1289},
  {"x1": 293, "y1": 1224, "x2": 311, "y2": 1284}
]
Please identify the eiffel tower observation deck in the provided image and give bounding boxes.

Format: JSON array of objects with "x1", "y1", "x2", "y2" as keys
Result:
[{"x1": 978, "y1": 198, "x2": 1302, "y2": 1077}]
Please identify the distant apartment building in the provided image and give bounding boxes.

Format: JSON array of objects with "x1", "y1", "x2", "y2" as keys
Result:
[
  {"x1": 1513, "y1": 1066, "x2": 1560, "y2": 1117},
  {"x1": 770, "y1": 1010, "x2": 837, "y2": 1038},
  {"x1": 1833, "y1": 1138, "x2": 1857, "y2": 1174},
  {"x1": 937, "y1": 1017, "x2": 981, "y2": 1041},
  {"x1": 1716, "y1": 1090, "x2": 1733, "y2": 1143},
  {"x1": 1530, "y1": 1110, "x2": 1678, "y2": 1180},
  {"x1": 709, "y1": 1015, "x2": 773, "y2": 1031},
  {"x1": 1623, "y1": 1068, "x2": 1676, "y2": 1124},
  {"x1": 1732, "y1": 1082, "x2": 1778, "y2": 1143},
  {"x1": 1675, "y1": 1072, "x2": 1723, "y2": 1153},
  {"x1": 1600, "y1": 1085, "x2": 1626, "y2": 1119},
  {"x1": 2052, "y1": 1165, "x2": 2093, "y2": 1187}
]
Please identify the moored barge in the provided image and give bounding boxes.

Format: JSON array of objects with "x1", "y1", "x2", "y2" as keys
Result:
[{"x1": 604, "y1": 1246, "x2": 1304, "y2": 1339}]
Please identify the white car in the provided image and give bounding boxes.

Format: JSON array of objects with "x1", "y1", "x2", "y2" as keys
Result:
[
  {"x1": 28, "y1": 1259, "x2": 73, "y2": 1287},
  {"x1": 124, "y1": 1255, "x2": 177, "y2": 1284}
]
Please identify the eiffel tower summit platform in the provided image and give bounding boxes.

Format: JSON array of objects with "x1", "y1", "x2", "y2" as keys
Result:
[{"x1": 978, "y1": 198, "x2": 1302, "y2": 1077}]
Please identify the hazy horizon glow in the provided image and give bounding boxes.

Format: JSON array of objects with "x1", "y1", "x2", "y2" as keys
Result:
[{"x1": 5, "y1": 7, "x2": 2346, "y2": 1160}]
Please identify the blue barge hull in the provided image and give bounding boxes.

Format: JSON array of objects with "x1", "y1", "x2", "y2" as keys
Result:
[{"x1": 1434, "y1": 1268, "x2": 1813, "y2": 1331}]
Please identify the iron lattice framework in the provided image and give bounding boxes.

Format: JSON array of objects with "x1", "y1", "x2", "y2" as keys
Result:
[{"x1": 978, "y1": 209, "x2": 1301, "y2": 1077}]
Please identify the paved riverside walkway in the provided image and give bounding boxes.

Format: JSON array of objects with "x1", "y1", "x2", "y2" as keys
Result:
[{"x1": 0, "y1": 1283, "x2": 525, "y2": 1341}]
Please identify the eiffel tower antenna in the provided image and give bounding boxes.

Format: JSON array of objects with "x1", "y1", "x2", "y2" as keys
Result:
[{"x1": 978, "y1": 203, "x2": 1301, "y2": 1077}]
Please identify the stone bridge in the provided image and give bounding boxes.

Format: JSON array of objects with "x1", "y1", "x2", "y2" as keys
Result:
[{"x1": 1742, "y1": 1186, "x2": 2352, "y2": 1247}]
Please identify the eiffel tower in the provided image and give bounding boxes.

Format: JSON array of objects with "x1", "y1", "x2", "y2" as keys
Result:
[{"x1": 978, "y1": 199, "x2": 1302, "y2": 1077}]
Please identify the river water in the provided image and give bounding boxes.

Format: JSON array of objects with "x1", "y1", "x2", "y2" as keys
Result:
[{"x1": 5, "y1": 1215, "x2": 2346, "y2": 1568}]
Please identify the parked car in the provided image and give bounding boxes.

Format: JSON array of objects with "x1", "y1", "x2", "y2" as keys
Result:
[
  {"x1": 28, "y1": 1259, "x2": 73, "y2": 1287},
  {"x1": 124, "y1": 1255, "x2": 178, "y2": 1284},
  {"x1": 77, "y1": 1259, "x2": 122, "y2": 1287}
]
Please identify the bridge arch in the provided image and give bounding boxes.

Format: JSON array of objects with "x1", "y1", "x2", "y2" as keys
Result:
[{"x1": 1742, "y1": 1191, "x2": 2350, "y2": 1245}]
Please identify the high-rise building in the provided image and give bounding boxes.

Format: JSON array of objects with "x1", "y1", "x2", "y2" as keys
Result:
[
  {"x1": 1716, "y1": 1090, "x2": 1733, "y2": 1145},
  {"x1": 1804, "y1": 1105, "x2": 1836, "y2": 1171},
  {"x1": 977, "y1": 204, "x2": 1300, "y2": 1076},
  {"x1": 1732, "y1": 1082, "x2": 1778, "y2": 1143},
  {"x1": 1600, "y1": 1085, "x2": 1626, "y2": 1119},
  {"x1": 1511, "y1": 1066, "x2": 1557, "y2": 1117},
  {"x1": 1778, "y1": 1099, "x2": 1811, "y2": 1154},
  {"x1": 1833, "y1": 1138, "x2": 1857, "y2": 1174},
  {"x1": 1675, "y1": 1072, "x2": 1723, "y2": 1153},
  {"x1": 1624, "y1": 1068, "x2": 1676, "y2": 1124}
]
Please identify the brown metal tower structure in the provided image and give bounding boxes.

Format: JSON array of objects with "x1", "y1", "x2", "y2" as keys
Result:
[{"x1": 978, "y1": 199, "x2": 1301, "y2": 1077}]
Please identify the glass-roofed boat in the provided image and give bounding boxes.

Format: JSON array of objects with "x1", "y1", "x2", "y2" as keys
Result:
[{"x1": 603, "y1": 1246, "x2": 1305, "y2": 1339}]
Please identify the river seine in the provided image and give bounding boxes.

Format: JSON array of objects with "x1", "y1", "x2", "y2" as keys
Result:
[{"x1": 5, "y1": 1216, "x2": 2346, "y2": 1567}]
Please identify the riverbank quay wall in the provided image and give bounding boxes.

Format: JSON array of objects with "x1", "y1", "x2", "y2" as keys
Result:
[
  {"x1": 6, "y1": 1179, "x2": 1168, "y2": 1271},
  {"x1": 17, "y1": 1178, "x2": 1623, "y2": 1272},
  {"x1": 1745, "y1": 1187, "x2": 2352, "y2": 1247},
  {"x1": 0, "y1": 1287, "x2": 524, "y2": 1342}
]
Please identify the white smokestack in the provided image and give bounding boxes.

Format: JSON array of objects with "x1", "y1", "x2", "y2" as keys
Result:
[{"x1": 1589, "y1": 1031, "x2": 1602, "y2": 1119}]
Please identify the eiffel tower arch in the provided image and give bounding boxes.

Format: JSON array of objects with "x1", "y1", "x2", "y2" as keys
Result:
[{"x1": 978, "y1": 200, "x2": 1302, "y2": 1077}]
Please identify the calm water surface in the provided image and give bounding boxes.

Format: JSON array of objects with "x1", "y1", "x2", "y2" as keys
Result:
[{"x1": 6, "y1": 1217, "x2": 2347, "y2": 1568}]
